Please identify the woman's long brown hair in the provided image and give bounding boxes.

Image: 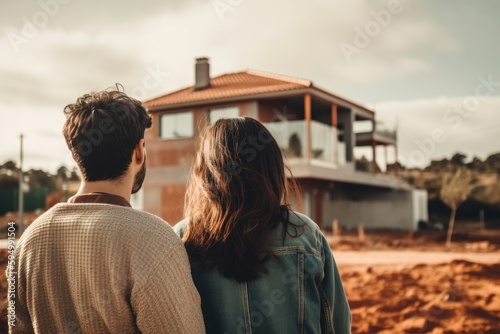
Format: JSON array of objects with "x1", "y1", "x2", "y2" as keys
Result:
[{"x1": 183, "y1": 117, "x2": 299, "y2": 282}]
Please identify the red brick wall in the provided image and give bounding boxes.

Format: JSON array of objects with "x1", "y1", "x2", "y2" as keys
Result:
[{"x1": 161, "y1": 183, "x2": 187, "y2": 225}]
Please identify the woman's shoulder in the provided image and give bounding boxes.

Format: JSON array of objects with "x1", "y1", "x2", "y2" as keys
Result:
[
  {"x1": 173, "y1": 219, "x2": 188, "y2": 238},
  {"x1": 287, "y1": 210, "x2": 321, "y2": 233},
  {"x1": 269, "y1": 210, "x2": 324, "y2": 251}
]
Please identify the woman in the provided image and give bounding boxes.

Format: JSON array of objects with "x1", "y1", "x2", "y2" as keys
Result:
[{"x1": 175, "y1": 117, "x2": 351, "y2": 334}]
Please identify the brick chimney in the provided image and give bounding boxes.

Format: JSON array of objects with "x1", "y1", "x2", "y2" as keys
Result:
[{"x1": 194, "y1": 57, "x2": 211, "y2": 90}]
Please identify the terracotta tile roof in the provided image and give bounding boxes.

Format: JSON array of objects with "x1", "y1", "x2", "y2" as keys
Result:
[{"x1": 143, "y1": 70, "x2": 312, "y2": 109}]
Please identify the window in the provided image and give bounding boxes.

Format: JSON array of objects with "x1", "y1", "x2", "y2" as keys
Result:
[
  {"x1": 159, "y1": 111, "x2": 193, "y2": 139},
  {"x1": 209, "y1": 106, "x2": 239, "y2": 124}
]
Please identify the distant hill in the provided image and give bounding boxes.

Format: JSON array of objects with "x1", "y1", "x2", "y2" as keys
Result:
[{"x1": 396, "y1": 153, "x2": 500, "y2": 229}]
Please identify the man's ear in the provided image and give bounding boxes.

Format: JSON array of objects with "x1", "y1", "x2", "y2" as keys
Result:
[{"x1": 134, "y1": 139, "x2": 146, "y2": 166}]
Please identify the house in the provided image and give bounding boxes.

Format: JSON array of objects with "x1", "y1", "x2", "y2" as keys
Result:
[{"x1": 142, "y1": 58, "x2": 428, "y2": 229}]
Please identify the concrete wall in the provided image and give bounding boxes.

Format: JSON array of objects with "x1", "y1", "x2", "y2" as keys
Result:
[
  {"x1": 412, "y1": 189, "x2": 428, "y2": 224},
  {"x1": 322, "y1": 187, "x2": 427, "y2": 230}
]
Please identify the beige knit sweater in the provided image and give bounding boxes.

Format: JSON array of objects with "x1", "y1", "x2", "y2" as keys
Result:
[{"x1": 9, "y1": 203, "x2": 205, "y2": 334}]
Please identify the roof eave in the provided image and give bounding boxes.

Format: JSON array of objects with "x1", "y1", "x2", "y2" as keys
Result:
[
  {"x1": 145, "y1": 88, "x2": 310, "y2": 112},
  {"x1": 310, "y1": 86, "x2": 374, "y2": 115},
  {"x1": 145, "y1": 86, "x2": 374, "y2": 117}
]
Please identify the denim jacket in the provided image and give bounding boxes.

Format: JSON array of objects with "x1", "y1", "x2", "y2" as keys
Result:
[{"x1": 174, "y1": 211, "x2": 351, "y2": 334}]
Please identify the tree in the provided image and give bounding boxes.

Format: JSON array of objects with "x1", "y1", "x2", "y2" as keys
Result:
[
  {"x1": 0, "y1": 161, "x2": 18, "y2": 188},
  {"x1": 440, "y1": 167, "x2": 475, "y2": 247},
  {"x1": 56, "y1": 166, "x2": 69, "y2": 181},
  {"x1": 466, "y1": 156, "x2": 484, "y2": 172},
  {"x1": 450, "y1": 152, "x2": 467, "y2": 166},
  {"x1": 69, "y1": 168, "x2": 80, "y2": 181},
  {"x1": 484, "y1": 153, "x2": 500, "y2": 174},
  {"x1": 0, "y1": 160, "x2": 17, "y2": 171},
  {"x1": 0, "y1": 174, "x2": 18, "y2": 188},
  {"x1": 425, "y1": 158, "x2": 450, "y2": 172},
  {"x1": 25, "y1": 169, "x2": 58, "y2": 193}
]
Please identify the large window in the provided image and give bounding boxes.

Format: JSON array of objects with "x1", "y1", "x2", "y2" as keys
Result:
[
  {"x1": 209, "y1": 106, "x2": 239, "y2": 124},
  {"x1": 159, "y1": 111, "x2": 193, "y2": 139}
]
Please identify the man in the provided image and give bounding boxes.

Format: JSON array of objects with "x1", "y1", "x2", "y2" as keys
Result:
[{"x1": 9, "y1": 87, "x2": 205, "y2": 333}]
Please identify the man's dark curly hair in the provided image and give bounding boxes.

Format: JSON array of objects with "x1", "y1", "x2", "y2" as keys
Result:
[{"x1": 63, "y1": 85, "x2": 152, "y2": 182}]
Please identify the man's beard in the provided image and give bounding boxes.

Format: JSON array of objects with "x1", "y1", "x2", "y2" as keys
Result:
[{"x1": 132, "y1": 157, "x2": 146, "y2": 194}]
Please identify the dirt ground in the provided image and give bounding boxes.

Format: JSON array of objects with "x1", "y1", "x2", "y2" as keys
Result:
[
  {"x1": 329, "y1": 230, "x2": 500, "y2": 334},
  {"x1": 0, "y1": 230, "x2": 499, "y2": 333},
  {"x1": 337, "y1": 256, "x2": 500, "y2": 333}
]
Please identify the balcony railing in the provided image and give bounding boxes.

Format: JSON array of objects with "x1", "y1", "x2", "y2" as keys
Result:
[
  {"x1": 375, "y1": 128, "x2": 397, "y2": 142},
  {"x1": 356, "y1": 128, "x2": 397, "y2": 146},
  {"x1": 264, "y1": 120, "x2": 338, "y2": 165}
]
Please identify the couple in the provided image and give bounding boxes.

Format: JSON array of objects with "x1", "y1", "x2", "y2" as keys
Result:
[{"x1": 9, "y1": 88, "x2": 351, "y2": 333}]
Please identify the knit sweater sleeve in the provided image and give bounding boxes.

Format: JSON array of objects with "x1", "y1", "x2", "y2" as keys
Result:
[{"x1": 131, "y1": 228, "x2": 205, "y2": 334}]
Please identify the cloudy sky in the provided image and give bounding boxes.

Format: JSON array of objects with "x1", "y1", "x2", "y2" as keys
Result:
[{"x1": 1, "y1": 0, "x2": 499, "y2": 172}]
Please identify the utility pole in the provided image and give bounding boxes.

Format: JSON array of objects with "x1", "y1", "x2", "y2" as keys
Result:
[{"x1": 18, "y1": 133, "x2": 24, "y2": 235}]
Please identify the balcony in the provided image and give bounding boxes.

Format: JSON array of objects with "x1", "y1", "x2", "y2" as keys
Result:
[
  {"x1": 354, "y1": 124, "x2": 398, "y2": 174},
  {"x1": 356, "y1": 127, "x2": 397, "y2": 146},
  {"x1": 264, "y1": 120, "x2": 338, "y2": 166}
]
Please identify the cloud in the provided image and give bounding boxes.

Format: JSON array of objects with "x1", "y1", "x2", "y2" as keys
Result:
[
  {"x1": 0, "y1": 0, "x2": 460, "y2": 95},
  {"x1": 372, "y1": 96, "x2": 500, "y2": 168},
  {"x1": 333, "y1": 5, "x2": 458, "y2": 83},
  {"x1": 0, "y1": 0, "x2": 492, "y2": 173},
  {"x1": 0, "y1": 103, "x2": 73, "y2": 173},
  {"x1": 0, "y1": 0, "x2": 200, "y2": 32}
]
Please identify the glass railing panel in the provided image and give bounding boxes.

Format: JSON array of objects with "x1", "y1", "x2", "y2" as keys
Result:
[
  {"x1": 311, "y1": 120, "x2": 335, "y2": 164},
  {"x1": 264, "y1": 120, "x2": 306, "y2": 159},
  {"x1": 265, "y1": 120, "x2": 338, "y2": 165}
]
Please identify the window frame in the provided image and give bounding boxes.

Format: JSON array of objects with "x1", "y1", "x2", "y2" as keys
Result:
[
  {"x1": 208, "y1": 106, "x2": 240, "y2": 125},
  {"x1": 158, "y1": 110, "x2": 194, "y2": 140}
]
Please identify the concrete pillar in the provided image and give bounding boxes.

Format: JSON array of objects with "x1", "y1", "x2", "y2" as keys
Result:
[
  {"x1": 331, "y1": 104, "x2": 338, "y2": 165},
  {"x1": 371, "y1": 139, "x2": 377, "y2": 174},
  {"x1": 304, "y1": 94, "x2": 312, "y2": 161},
  {"x1": 384, "y1": 145, "x2": 388, "y2": 174},
  {"x1": 331, "y1": 104, "x2": 338, "y2": 127},
  {"x1": 394, "y1": 144, "x2": 399, "y2": 176},
  {"x1": 338, "y1": 109, "x2": 354, "y2": 162}
]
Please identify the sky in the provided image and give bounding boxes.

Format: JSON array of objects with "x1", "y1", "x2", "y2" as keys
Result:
[{"x1": 0, "y1": 0, "x2": 499, "y2": 172}]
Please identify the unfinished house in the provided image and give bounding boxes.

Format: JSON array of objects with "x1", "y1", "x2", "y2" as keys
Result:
[{"x1": 142, "y1": 58, "x2": 427, "y2": 229}]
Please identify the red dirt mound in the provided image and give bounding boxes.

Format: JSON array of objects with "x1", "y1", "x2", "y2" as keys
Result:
[{"x1": 343, "y1": 260, "x2": 500, "y2": 333}]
